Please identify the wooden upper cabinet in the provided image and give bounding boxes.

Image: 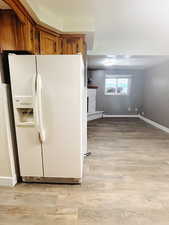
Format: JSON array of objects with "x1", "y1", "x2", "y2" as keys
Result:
[
  {"x1": 23, "y1": 19, "x2": 35, "y2": 53},
  {"x1": 0, "y1": 2, "x2": 87, "y2": 55},
  {"x1": 62, "y1": 35, "x2": 86, "y2": 55},
  {"x1": 16, "y1": 18, "x2": 36, "y2": 53},
  {"x1": 40, "y1": 31, "x2": 62, "y2": 55},
  {"x1": 40, "y1": 31, "x2": 87, "y2": 55},
  {"x1": 0, "y1": 9, "x2": 36, "y2": 53},
  {"x1": 0, "y1": 10, "x2": 18, "y2": 51}
]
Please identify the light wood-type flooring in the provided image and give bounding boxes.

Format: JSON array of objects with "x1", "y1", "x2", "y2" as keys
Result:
[{"x1": 1, "y1": 118, "x2": 169, "y2": 225}]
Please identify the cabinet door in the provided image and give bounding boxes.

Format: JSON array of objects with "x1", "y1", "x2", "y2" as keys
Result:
[
  {"x1": 0, "y1": 10, "x2": 36, "y2": 53},
  {"x1": 40, "y1": 31, "x2": 60, "y2": 55},
  {"x1": 62, "y1": 38, "x2": 79, "y2": 55},
  {"x1": 0, "y1": 10, "x2": 18, "y2": 51},
  {"x1": 14, "y1": 16, "x2": 35, "y2": 52},
  {"x1": 62, "y1": 36, "x2": 86, "y2": 55},
  {"x1": 23, "y1": 20, "x2": 35, "y2": 53}
]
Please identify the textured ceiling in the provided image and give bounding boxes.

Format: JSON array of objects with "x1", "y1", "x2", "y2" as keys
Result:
[
  {"x1": 27, "y1": 0, "x2": 93, "y2": 17},
  {"x1": 87, "y1": 55, "x2": 169, "y2": 70}
]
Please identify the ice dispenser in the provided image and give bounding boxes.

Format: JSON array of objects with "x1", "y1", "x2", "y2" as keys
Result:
[{"x1": 15, "y1": 96, "x2": 34, "y2": 126}]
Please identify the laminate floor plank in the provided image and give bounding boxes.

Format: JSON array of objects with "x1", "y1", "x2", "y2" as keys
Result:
[{"x1": 1, "y1": 118, "x2": 169, "y2": 225}]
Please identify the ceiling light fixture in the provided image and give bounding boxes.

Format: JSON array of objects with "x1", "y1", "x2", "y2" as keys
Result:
[
  {"x1": 107, "y1": 55, "x2": 116, "y2": 59},
  {"x1": 114, "y1": 54, "x2": 131, "y2": 60},
  {"x1": 103, "y1": 58, "x2": 117, "y2": 66},
  {"x1": 124, "y1": 55, "x2": 131, "y2": 59}
]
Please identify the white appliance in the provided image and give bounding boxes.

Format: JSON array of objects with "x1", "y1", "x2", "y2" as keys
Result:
[{"x1": 8, "y1": 54, "x2": 87, "y2": 184}]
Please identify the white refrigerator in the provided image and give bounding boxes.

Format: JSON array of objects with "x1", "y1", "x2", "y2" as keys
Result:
[{"x1": 8, "y1": 54, "x2": 87, "y2": 184}]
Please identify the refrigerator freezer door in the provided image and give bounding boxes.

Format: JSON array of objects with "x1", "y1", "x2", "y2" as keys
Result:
[
  {"x1": 8, "y1": 55, "x2": 43, "y2": 177},
  {"x1": 36, "y1": 55, "x2": 85, "y2": 179}
]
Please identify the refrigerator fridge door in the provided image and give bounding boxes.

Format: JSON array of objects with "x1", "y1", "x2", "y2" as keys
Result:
[
  {"x1": 8, "y1": 55, "x2": 44, "y2": 177},
  {"x1": 36, "y1": 55, "x2": 85, "y2": 179}
]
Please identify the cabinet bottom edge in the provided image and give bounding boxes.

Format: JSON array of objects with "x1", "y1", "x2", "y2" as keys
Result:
[{"x1": 22, "y1": 176, "x2": 82, "y2": 184}]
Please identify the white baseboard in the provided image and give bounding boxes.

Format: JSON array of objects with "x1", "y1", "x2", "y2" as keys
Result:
[
  {"x1": 0, "y1": 175, "x2": 17, "y2": 187},
  {"x1": 103, "y1": 114, "x2": 139, "y2": 118},
  {"x1": 88, "y1": 111, "x2": 104, "y2": 121},
  {"x1": 139, "y1": 115, "x2": 169, "y2": 134}
]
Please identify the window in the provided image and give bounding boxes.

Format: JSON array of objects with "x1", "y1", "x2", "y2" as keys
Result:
[{"x1": 105, "y1": 76, "x2": 130, "y2": 95}]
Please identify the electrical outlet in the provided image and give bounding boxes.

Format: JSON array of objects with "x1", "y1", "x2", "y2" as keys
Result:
[
  {"x1": 135, "y1": 108, "x2": 138, "y2": 112},
  {"x1": 128, "y1": 107, "x2": 131, "y2": 112},
  {"x1": 142, "y1": 112, "x2": 145, "y2": 115}
]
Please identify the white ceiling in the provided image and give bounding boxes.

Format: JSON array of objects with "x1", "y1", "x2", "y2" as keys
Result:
[
  {"x1": 0, "y1": 0, "x2": 10, "y2": 9},
  {"x1": 30, "y1": 0, "x2": 93, "y2": 17},
  {"x1": 87, "y1": 55, "x2": 169, "y2": 70},
  {"x1": 24, "y1": 0, "x2": 169, "y2": 55}
]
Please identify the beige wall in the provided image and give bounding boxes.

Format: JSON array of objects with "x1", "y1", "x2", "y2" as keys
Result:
[
  {"x1": 0, "y1": 84, "x2": 17, "y2": 186},
  {"x1": 0, "y1": 85, "x2": 11, "y2": 177}
]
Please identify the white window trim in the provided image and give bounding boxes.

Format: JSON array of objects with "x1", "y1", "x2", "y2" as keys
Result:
[{"x1": 105, "y1": 75, "x2": 132, "y2": 96}]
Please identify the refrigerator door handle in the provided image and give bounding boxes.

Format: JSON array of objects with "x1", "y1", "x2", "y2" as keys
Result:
[
  {"x1": 37, "y1": 73, "x2": 45, "y2": 143},
  {"x1": 32, "y1": 73, "x2": 40, "y2": 132}
]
